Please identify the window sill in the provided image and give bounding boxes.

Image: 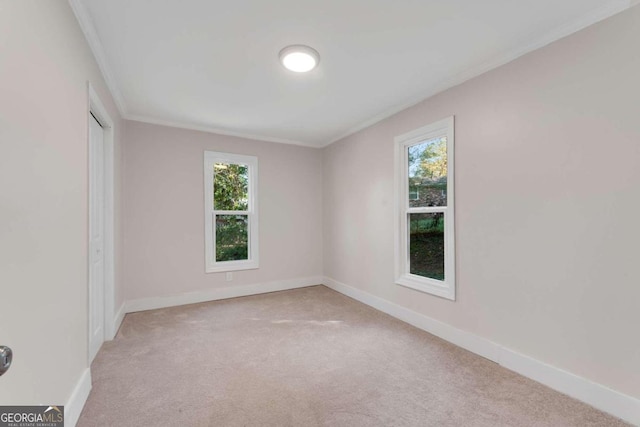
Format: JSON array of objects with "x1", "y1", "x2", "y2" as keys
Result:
[
  {"x1": 206, "y1": 260, "x2": 259, "y2": 274},
  {"x1": 396, "y1": 274, "x2": 455, "y2": 301}
]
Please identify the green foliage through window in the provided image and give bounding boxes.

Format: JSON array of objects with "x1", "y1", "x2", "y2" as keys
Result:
[
  {"x1": 408, "y1": 137, "x2": 447, "y2": 207},
  {"x1": 408, "y1": 137, "x2": 447, "y2": 180},
  {"x1": 215, "y1": 215, "x2": 248, "y2": 262},
  {"x1": 409, "y1": 213, "x2": 445, "y2": 280},
  {"x1": 213, "y1": 163, "x2": 248, "y2": 211},
  {"x1": 213, "y1": 163, "x2": 250, "y2": 262}
]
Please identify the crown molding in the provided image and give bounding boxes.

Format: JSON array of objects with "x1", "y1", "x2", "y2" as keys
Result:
[
  {"x1": 68, "y1": 0, "x2": 633, "y2": 149},
  {"x1": 322, "y1": 0, "x2": 633, "y2": 147},
  {"x1": 125, "y1": 114, "x2": 319, "y2": 148},
  {"x1": 68, "y1": 0, "x2": 128, "y2": 116}
]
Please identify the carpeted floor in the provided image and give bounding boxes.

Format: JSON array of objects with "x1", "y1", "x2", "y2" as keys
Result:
[{"x1": 78, "y1": 286, "x2": 627, "y2": 426}]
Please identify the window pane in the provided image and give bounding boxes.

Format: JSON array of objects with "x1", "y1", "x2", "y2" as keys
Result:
[
  {"x1": 409, "y1": 212, "x2": 444, "y2": 280},
  {"x1": 214, "y1": 163, "x2": 248, "y2": 210},
  {"x1": 215, "y1": 215, "x2": 248, "y2": 262},
  {"x1": 408, "y1": 137, "x2": 447, "y2": 207}
]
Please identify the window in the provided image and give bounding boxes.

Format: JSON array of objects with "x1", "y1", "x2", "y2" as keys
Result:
[
  {"x1": 395, "y1": 117, "x2": 455, "y2": 300},
  {"x1": 204, "y1": 151, "x2": 259, "y2": 273}
]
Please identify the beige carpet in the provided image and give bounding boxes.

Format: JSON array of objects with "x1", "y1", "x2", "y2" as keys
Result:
[{"x1": 78, "y1": 286, "x2": 627, "y2": 426}]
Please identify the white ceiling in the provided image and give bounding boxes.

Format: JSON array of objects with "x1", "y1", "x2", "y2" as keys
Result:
[{"x1": 73, "y1": 0, "x2": 632, "y2": 147}]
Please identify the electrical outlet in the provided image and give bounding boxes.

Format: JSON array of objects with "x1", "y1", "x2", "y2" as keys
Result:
[{"x1": 225, "y1": 272, "x2": 233, "y2": 282}]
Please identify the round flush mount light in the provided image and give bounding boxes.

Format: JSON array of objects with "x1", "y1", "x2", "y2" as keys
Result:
[{"x1": 279, "y1": 45, "x2": 320, "y2": 73}]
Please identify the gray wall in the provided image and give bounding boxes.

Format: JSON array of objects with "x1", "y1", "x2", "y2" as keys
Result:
[
  {"x1": 122, "y1": 121, "x2": 323, "y2": 301},
  {"x1": 323, "y1": 5, "x2": 640, "y2": 399},
  {"x1": 0, "y1": 1, "x2": 124, "y2": 406}
]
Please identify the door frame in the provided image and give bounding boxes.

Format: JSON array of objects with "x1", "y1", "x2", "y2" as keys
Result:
[{"x1": 87, "y1": 83, "x2": 116, "y2": 361}]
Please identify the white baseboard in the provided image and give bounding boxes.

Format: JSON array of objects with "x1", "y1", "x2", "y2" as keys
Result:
[
  {"x1": 323, "y1": 276, "x2": 640, "y2": 426},
  {"x1": 111, "y1": 302, "x2": 126, "y2": 338},
  {"x1": 499, "y1": 348, "x2": 640, "y2": 426},
  {"x1": 65, "y1": 368, "x2": 92, "y2": 427},
  {"x1": 323, "y1": 277, "x2": 500, "y2": 363},
  {"x1": 125, "y1": 276, "x2": 324, "y2": 313}
]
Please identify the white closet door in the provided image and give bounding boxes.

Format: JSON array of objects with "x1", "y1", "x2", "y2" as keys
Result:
[{"x1": 88, "y1": 114, "x2": 105, "y2": 363}]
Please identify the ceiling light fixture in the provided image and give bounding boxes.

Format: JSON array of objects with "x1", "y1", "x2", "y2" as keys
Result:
[{"x1": 279, "y1": 45, "x2": 320, "y2": 73}]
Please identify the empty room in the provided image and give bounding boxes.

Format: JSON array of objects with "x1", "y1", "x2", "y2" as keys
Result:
[{"x1": 1, "y1": 1, "x2": 640, "y2": 426}]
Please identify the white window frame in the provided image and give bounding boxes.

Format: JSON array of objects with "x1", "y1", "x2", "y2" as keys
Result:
[
  {"x1": 204, "y1": 151, "x2": 259, "y2": 273},
  {"x1": 394, "y1": 116, "x2": 455, "y2": 300}
]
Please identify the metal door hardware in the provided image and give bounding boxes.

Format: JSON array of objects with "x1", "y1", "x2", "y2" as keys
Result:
[{"x1": 0, "y1": 346, "x2": 12, "y2": 376}]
